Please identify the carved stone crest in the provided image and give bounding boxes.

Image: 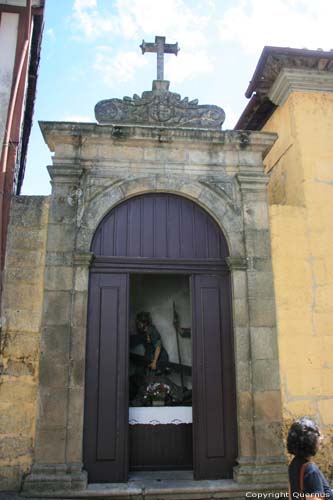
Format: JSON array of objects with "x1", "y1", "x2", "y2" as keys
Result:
[{"x1": 95, "y1": 80, "x2": 225, "y2": 129}]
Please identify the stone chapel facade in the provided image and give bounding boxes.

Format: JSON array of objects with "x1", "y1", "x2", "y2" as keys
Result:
[{"x1": 1, "y1": 44, "x2": 333, "y2": 498}]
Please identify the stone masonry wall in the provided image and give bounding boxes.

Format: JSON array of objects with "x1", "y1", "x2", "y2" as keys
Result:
[
  {"x1": 0, "y1": 196, "x2": 49, "y2": 490},
  {"x1": 264, "y1": 91, "x2": 333, "y2": 477}
]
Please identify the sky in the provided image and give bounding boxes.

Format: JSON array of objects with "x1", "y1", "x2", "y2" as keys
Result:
[{"x1": 22, "y1": 0, "x2": 333, "y2": 195}]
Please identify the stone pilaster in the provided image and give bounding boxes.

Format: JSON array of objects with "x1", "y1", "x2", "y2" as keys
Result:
[
  {"x1": 233, "y1": 172, "x2": 287, "y2": 484},
  {"x1": 22, "y1": 167, "x2": 88, "y2": 494}
]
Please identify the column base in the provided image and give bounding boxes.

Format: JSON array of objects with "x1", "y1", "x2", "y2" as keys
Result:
[
  {"x1": 22, "y1": 463, "x2": 87, "y2": 495},
  {"x1": 234, "y1": 456, "x2": 288, "y2": 484}
]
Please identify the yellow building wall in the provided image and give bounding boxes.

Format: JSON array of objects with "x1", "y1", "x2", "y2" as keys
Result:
[
  {"x1": 263, "y1": 91, "x2": 333, "y2": 474},
  {"x1": 0, "y1": 197, "x2": 49, "y2": 489}
]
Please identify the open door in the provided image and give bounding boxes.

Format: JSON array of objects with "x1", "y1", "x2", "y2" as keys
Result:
[
  {"x1": 84, "y1": 273, "x2": 129, "y2": 482},
  {"x1": 192, "y1": 273, "x2": 237, "y2": 479}
]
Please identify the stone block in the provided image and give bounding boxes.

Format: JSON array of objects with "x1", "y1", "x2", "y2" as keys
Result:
[
  {"x1": 248, "y1": 297, "x2": 276, "y2": 327},
  {"x1": 238, "y1": 391, "x2": 253, "y2": 421},
  {"x1": 0, "y1": 465, "x2": 24, "y2": 490},
  {"x1": 0, "y1": 436, "x2": 32, "y2": 461},
  {"x1": 254, "y1": 391, "x2": 282, "y2": 421},
  {"x1": 67, "y1": 388, "x2": 84, "y2": 429},
  {"x1": 38, "y1": 355, "x2": 67, "y2": 388},
  {"x1": 9, "y1": 196, "x2": 49, "y2": 228},
  {"x1": 233, "y1": 298, "x2": 249, "y2": 327},
  {"x1": 0, "y1": 331, "x2": 40, "y2": 358},
  {"x1": 69, "y1": 358, "x2": 85, "y2": 388},
  {"x1": 49, "y1": 198, "x2": 77, "y2": 224},
  {"x1": 243, "y1": 201, "x2": 270, "y2": 230},
  {"x1": 254, "y1": 421, "x2": 284, "y2": 457},
  {"x1": 39, "y1": 387, "x2": 67, "y2": 427},
  {"x1": 244, "y1": 229, "x2": 271, "y2": 258},
  {"x1": 4, "y1": 267, "x2": 41, "y2": 286},
  {"x1": 228, "y1": 230, "x2": 246, "y2": 257},
  {"x1": 0, "y1": 403, "x2": 34, "y2": 434},
  {"x1": 2, "y1": 359, "x2": 36, "y2": 378},
  {"x1": 237, "y1": 421, "x2": 255, "y2": 457},
  {"x1": 178, "y1": 181, "x2": 203, "y2": 200},
  {"x1": 66, "y1": 426, "x2": 84, "y2": 463},
  {"x1": 43, "y1": 291, "x2": 72, "y2": 325},
  {"x1": 70, "y1": 326, "x2": 86, "y2": 363},
  {"x1": 317, "y1": 399, "x2": 333, "y2": 424},
  {"x1": 34, "y1": 428, "x2": 66, "y2": 463},
  {"x1": 45, "y1": 251, "x2": 73, "y2": 266},
  {"x1": 250, "y1": 327, "x2": 278, "y2": 360},
  {"x1": 5, "y1": 249, "x2": 45, "y2": 269},
  {"x1": 3, "y1": 283, "x2": 42, "y2": 311},
  {"x1": 236, "y1": 360, "x2": 252, "y2": 392},
  {"x1": 120, "y1": 177, "x2": 156, "y2": 198},
  {"x1": 2, "y1": 309, "x2": 42, "y2": 333},
  {"x1": 44, "y1": 266, "x2": 73, "y2": 291},
  {"x1": 74, "y1": 266, "x2": 89, "y2": 292},
  {"x1": 46, "y1": 223, "x2": 76, "y2": 252},
  {"x1": 72, "y1": 292, "x2": 88, "y2": 327},
  {"x1": 284, "y1": 400, "x2": 315, "y2": 418},
  {"x1": 252, "y1": 359, "x2": 280, "y2": 391},
  {"x1": 7, "y1": 227, "x2": 47, "y2": 252},
  {"x1": 286, "y1": 368, "x2": 321, "y2": 397},
  {"x1": 231, "y1": 270, "x2": 247, "y2": 299},
  {"x1": 41, "y1": 326, "x2": 69, "y2": 356},
  {"x1": 234, "y1": 327, "x2": 250, "y2": 363},
  {"x1": 247, "y1": 270, "x2": 275, "y2": 300}
]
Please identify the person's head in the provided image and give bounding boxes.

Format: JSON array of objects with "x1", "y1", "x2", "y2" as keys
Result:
[
  {"x1": 136, "y1": 311, "x2": 152, "y2": 333},
  {"x1": 287, "y1": 417, "x2": 322, "y2": 458}
]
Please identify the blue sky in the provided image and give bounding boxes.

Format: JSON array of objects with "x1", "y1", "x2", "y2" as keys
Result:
[{"x1": 23, "y1": 0, "x2": 333, "y2": 195}]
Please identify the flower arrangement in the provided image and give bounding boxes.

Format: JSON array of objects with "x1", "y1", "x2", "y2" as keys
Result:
[{"x1": 144, "y1": 382, "x2": 171, "y2": 404}]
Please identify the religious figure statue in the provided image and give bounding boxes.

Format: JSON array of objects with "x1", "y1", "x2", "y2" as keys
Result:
[{"x1": 134, "y1": 311, "x2": 169, "y2": 372}]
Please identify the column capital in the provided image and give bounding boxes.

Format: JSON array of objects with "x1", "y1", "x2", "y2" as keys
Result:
[
  {"x1": 226, "y1": 256, "x2": 248, "y2": 271},
  {"x1": 73, "y1": 251, "x2": 94, "y2": 267},
  {"x1": 236, "y1": 173, "x2": 269, "y2": 192}
]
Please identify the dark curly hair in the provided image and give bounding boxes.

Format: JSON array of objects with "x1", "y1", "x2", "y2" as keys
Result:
[
  {"x1": 287, "y1": 417, "x2": 320, "y2": 457},
  {"x1": 136, "y1": 311, "x2": 152, "y2": 325}
]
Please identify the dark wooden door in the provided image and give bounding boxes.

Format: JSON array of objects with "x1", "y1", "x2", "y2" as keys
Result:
[
  {"x1": 192, "y1": 274, "x2": 238, "y2": 479},
  {"x1": 84, "y1": 273, "x2": 129, "y2": 483}
]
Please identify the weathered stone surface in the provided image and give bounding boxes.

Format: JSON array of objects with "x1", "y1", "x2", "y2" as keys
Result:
[
  {"x1": 42, "y1": 291, "x2": 72, "y2": 325},
  {"x1": 95, "y1": 80, "x2": 226, "y2": 129},
  {"x1": 251, "y1": 327, "x2": 278, "y2": 360},
  {"x1": 34, "y1": 428, "x2": 66, "y2": 463},
  {"x1": 0, "y1": 404, "x2": 34, "y2": 434},
  {"x1": 252, "y1": 359, "x2": 280, "y2": 391},
  {"x1": 0, "y1": 437, "x2": 32, "y2": 461}
]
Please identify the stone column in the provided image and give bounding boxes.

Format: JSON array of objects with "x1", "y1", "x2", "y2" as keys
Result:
[
  {"x1": 23, "y1": 165, "x2": 88, "y2": 493},
  {"x1": 233, "y1": 172, "x2": 287, "y2": 484}
]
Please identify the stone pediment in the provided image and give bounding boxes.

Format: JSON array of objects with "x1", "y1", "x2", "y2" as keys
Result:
[{"x1": 95, "y1": 80, "x2": 225, "y2": 129}]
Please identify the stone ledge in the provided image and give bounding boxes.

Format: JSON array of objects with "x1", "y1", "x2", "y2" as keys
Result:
[{"x1": 268, "y1": 68, "x2": 333, "y2": 106}]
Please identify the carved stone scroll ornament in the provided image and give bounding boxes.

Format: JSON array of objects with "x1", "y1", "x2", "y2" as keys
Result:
[{"x1": 95, "y1": 80, "x2": 225, "y2": 129}]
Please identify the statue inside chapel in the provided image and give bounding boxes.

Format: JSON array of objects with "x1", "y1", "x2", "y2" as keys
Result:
[{"x1": 134, "y1": 311, "x2": 169, "y2": 373}]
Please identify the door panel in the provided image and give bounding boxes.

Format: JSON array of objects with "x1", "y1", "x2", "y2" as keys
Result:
[
  {"x1": 84, "y1": 273, "x2": 129, "y2": 482},
  {"x1": 129, "y1": 424, "x2": 193, "y2": 470},
  {"x1": 192, "y1": 274, "x2": 237, "y2": 479}
]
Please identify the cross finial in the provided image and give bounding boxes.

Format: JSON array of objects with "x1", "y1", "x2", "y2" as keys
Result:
[{"x1": 140, "y1": 35, "x2": 179, "y2": 80}]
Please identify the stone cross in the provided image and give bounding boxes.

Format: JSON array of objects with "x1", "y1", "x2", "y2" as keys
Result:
[{"x1": 140, "y1": 36, "x2": 179, "y2": 80}]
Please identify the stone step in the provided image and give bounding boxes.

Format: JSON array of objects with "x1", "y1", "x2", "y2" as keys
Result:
[{"x1": 13, "y1": 472, "x2": 289, "y2": 500}]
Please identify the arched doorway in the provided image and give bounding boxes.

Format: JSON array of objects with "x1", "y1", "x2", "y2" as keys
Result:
[{"x1": 83, "y1": 194, "x2": 237, "y2": 483}]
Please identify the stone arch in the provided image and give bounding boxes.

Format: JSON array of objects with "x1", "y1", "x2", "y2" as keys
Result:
[{"x1": 76, "y1": 176, "x2": 245, "y2": 259}]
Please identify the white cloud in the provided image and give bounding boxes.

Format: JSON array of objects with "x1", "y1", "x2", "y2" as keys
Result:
[
  {"x1": 45, "y1": 28, "x2": 56, "y2": 42},
  {"x1": 165, "y1": 50, "x2": 215, "y2": 83},
  {"x1": 93, "y1": 49, "x2": 148, "y2": 84},
  {"x1": 218, "y1": 0, "x2": 333, "y2": 55},
  {"x1": 70, "y1": 0, "x2": 211, "y2": 46},
  {"x1": 70, "y1": 0, "x2": 214, "y2": 84}
]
